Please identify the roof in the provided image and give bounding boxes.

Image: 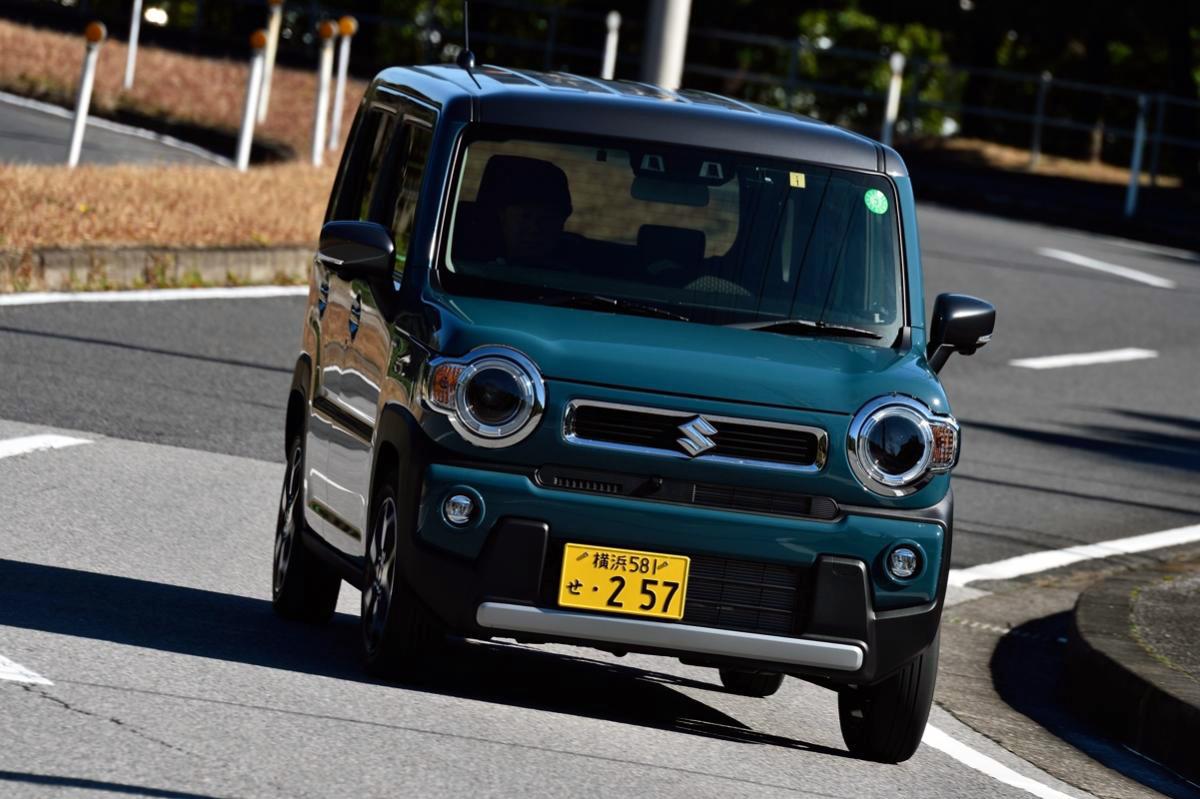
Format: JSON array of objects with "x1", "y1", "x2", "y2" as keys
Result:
[{"x1": 374, "y1": 64, "x2": 907, "y2": 177}]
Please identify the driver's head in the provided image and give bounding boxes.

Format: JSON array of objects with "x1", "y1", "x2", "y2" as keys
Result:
[{"x1": 475, "y1": 155, "x2": 572, "y2": 262}]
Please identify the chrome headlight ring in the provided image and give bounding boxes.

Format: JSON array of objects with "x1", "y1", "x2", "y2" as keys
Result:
[
  {"x1": 424, "y1": 346, "x2": 545, "y2": 449},
  {"x1": 847, "y1": 395, "x2": 959, "y2": 497}
]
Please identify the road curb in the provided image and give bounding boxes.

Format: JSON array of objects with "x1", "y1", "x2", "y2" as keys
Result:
[
  {"x1": 0, "y1": 245, "x2": 310, "y2": 291},
  {"x1": 1065, "y1": 567, "x2": 1200, "y2": 783}
]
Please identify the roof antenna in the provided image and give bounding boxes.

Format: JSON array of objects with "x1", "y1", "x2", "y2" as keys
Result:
[{"x1": 456, "y1": 0, "x2": 476, "y2": 69}]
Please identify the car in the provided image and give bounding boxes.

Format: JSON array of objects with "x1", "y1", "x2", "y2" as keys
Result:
[{"x1": 271, "y1": 61, "x2": 996, "y2": 764}]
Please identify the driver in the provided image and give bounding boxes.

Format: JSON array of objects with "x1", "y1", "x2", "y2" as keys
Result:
[{"x1": 474, "y1": 155, "x2": 574, "y2": 268}]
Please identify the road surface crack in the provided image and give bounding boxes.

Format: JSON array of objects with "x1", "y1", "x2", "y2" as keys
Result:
[{"x1": 24, "y1": 684, "x2": 198, "y2": 758}]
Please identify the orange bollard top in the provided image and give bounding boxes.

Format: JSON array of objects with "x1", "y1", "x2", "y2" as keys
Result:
[
  {"x1": 84, "y1": 21, "x2": 107, "y2": 44},
  {"x1": 250, "y1": 29, "x2": 268, "y2": 50},
  {"x1": 338, "y1": 16, "x2": 358, "y2": 37},
  {"x1": 317, "y1": 20, "x2": 337, "y2": 40},
  {"x1": 267, "y1": 0, "x2": 284, "y2": 7}
]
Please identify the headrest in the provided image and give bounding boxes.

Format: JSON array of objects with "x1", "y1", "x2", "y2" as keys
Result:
[
  {"x1": 475, "y1": 155, "x2": 573, "y2": 217},
  {"x1": 637, "y1": 224, "x2": 706, "y2": 264}
]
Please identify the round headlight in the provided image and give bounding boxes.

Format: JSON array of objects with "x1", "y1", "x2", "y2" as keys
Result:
[
  {"x1": 848, "y1": 398, "x2": 946, "y2": 496},
  {"x1": 425, "y1": 348, "x2": 545, "y2": 448},
  {"x1": 455, "y1": 357, "x2": 539, "y2": 440}
]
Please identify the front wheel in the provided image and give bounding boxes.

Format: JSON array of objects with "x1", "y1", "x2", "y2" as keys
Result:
[
  {"x1": 361, "y1": 472, "x2": 445, "y2": 679},
  {"x1": 272, "y1": 435, "x2": 341, "y2": 623},
  {"x1": 838, "y1": 632, "x2": 939, "y2": 763}
]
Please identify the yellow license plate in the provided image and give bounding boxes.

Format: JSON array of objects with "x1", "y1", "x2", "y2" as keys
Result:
[{"x1": 558, "y1": 543, "x2": 689, "y2": 620}]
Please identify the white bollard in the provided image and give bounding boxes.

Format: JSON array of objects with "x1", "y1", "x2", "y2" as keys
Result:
[
  {"x1": 237, "y1": 30, "x2": 268, "y2": 173},
  {"x1": 328, "y1": 16, "x2": 357, "y2": 152},
  {"x1": 68, "y1": 22, "x2": 106, "y2": 169},
  {"x1": 880, "y1": 51, "x2": 905, "y2": 148},
  {"x1": 123, "y1": 0, "x2": 143, "y2": 90},
  {"x1": 601, "y1": 10, "x2": 621, "y2": 81},
  {"x1": 311, "y1": 20, "x2": 336, "y2": 168},
  {"x1": 257, "y1": 0, "x2": 284, "y2": 123}
]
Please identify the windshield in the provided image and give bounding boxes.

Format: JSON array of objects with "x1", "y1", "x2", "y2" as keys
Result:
[{"x1": 442, "y1": 130, "x2": 905, "y2": 345}]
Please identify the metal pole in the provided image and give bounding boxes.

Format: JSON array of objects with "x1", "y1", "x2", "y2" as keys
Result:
[
  {"x1": 1148, "y1": 93, "x2": 1166, "y2": 188},
  {"x1": 257, "y1": 0, "x2": 284, "y2": 123},
  {"x1": 311, "y1": 21, "x2": 335, "y2": 168},
  {"x1": 123, "y1": 0, "x2": 143, "y2": 89},
  {"x1": 328, "y1": 16, "x2": 356, "y2": 151},
  {"x1": 880, "y1": 51, "x2": 905, "y2": 147},
  {"x1": 1124, "y1": 93, "x2": 1148, "y2": 218},
  {"x1": 1029, "y1": 71, "x2": 1051, "y2": 168},
  {"x1": 640, "y1": 0, "x2": 693, "y2": 90},
  {"x1": 237, "y1": 31, "x2": 267, "y2": 172},
  {"x1": 68, "y1": 22, "x2": 106, "y2": 168},
  {"x1": 600, "y1": 10, "x2": 620, "y2": 81}
]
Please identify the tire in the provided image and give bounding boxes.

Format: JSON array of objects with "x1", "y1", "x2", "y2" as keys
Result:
[
  {"x1": 838, "y1": 632, "x2": 939, "y2": 764},
  {"x1": 360, "y1": 469, "x2": 445, "y2": 679},
  {"x1": 272, "y1": 435, "x2": 341, "y2": 623},
  {"x1": 719, "y1": 669, "x2": 785, "y2": 698}
]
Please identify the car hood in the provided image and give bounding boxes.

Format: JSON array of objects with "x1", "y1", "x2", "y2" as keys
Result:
[{"x1": 427, "y1": 294, "x2": 949, "y2": 417}]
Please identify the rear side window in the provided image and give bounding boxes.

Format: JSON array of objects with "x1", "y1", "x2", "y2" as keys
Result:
[{"x1": 326, "y1": 105, "x2": 396, "y2": 222}]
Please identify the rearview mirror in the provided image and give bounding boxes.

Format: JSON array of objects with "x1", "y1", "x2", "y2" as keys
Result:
[
  {"x1": 317, "y1": 221, "x2": 394, "y2": 280},
  {"x1": 927, "y1": 293, "x2": 996, "y2": 373}
]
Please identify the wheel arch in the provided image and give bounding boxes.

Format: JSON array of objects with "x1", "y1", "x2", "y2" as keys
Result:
[{"x1": 285, "y1": 353, "x2": 313, "y2": 452}]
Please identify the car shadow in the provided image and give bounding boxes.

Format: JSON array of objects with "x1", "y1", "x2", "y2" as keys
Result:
[{"x1": 0, "y1": 558, "x2": 851, "y2": 759}]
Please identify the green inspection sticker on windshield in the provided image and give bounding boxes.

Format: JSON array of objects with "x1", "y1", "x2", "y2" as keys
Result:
[{"x1": 864, "y1": 189, "x2": 889, "y2": 215}]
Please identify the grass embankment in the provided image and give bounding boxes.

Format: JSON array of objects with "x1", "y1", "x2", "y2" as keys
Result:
[{"x1": 0, "y1": 19, "x2": 363, "y2": 255}]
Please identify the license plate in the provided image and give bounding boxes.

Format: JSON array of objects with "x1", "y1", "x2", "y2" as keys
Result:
[{"x1": 558, "y1": 543, "x2": 689, "y2": 620}]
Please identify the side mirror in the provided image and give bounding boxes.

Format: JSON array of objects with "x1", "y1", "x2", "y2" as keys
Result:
[
  {"x1": 927, "y1": 293, "x2": 995, "y2": 373},
  {"x1": 317, "y1": 221, "x2": 394, "y2": 280}
]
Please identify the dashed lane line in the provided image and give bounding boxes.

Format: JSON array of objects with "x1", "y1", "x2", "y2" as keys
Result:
[
  {"x1": 0, "y1": 655, "x2": 52, "y2": 686},
  {"x1": 948, "y1": 523, "x2": 1200, "y2": 587},
  {"x1": 0, "y1": 434, "x2": 91, "y2": 459},
  {"x1": 1009, "y1": 347, "x2": 1158, "y2": 370},
  {"x1": 0, "y1": 286, "x2": 309, "y2": 306},
  {"x1": 1036, "y1": 247, "x2": 1176, "y2": 289}
]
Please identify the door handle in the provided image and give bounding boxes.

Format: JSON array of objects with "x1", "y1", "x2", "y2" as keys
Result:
[
  {"x1": 318, "y1": 281, "x2": 329, "y2": 317},
  {"x1": 348, "y1": 295, "x2": 362, "y2": 340}
]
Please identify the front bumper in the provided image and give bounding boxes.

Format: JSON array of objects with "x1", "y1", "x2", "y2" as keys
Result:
[{"x1": 401, "y1": 462, "x2": 952, "y2": 685}]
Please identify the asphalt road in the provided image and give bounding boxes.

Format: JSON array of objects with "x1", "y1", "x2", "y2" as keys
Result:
[
  {"x1": 1, "y1": 203, "x2": 1198, "y2": 798},
  {"x1": 0, "y1": 94, "x2": 226, "y2": 166}
]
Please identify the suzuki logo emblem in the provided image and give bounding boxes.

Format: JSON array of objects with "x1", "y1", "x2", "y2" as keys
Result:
[{"x1": 677, "y1": 416, "x2": 718, "y2": 457}]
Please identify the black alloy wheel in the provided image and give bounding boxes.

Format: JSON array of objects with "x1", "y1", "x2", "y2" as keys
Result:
[{"x1": 272, "y1": 435, "x2": 341, "y2": 622}]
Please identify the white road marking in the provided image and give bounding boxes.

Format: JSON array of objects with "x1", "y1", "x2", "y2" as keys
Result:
[
  {"x1": 0, "y1": 90, "x2": 233, "y2": 167},
  {"x1": 1037, "y1": 247, "x2": 1176, "y2": 289},
  {"x1": 948, "y1": 523, "x2": 1200, "y2": 587},
  {"x1": 1009, "y1": 347, "x2": 1158, "y2": 370},
  {"x1": 0, "y1": 434, "x2": 91, "y2": 459},
  {"x1": 0, "y1": 286, "x2": 308, "y2": 307},
  {"x1": 0, "y1": 655, "x2": 53, "y2": 686},
  {"x1": 923, "y1": 725, "x2": 1080, "y2": 799}
]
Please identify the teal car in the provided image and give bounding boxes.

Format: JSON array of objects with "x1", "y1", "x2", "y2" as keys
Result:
[{"x1": 272, "y1": 62, "x2": 996, "y2": 764}]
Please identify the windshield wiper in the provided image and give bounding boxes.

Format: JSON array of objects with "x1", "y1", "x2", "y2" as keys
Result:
[
  {"x1": 544, "y1": 293, "x2": 690, "y2": 322},
  {"x1": 727, "y1": 318, "x2": 882, "y2": 340}
]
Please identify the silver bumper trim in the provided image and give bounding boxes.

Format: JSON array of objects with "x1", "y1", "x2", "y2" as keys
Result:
[{"x1": 476, "y1": 602, "x2": 863, "y2": 672}]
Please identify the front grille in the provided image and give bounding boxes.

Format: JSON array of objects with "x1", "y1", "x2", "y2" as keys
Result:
[
  {"x1": 682, "y1": 555, "x2": 803, "y2": 636},
  {"x1": 691, "y1": 484, "x2": 839, "y2": 519},
  {"x1": 566, "y1": 402, "x2": 824, "y2": 470}
]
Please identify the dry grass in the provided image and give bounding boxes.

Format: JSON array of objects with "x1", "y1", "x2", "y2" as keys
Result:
[
  {"x1": 0, "y1": 18, "x2": 366, "y2": 158},
  {"x1": 0, "y1": 162, "x2": 336, "y2": 249},
  {"x1": 935, "y1": 137, "x2": 1182, "y2": 188}
]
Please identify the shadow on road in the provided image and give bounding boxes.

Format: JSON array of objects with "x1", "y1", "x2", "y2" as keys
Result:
[
  {"x1": 0, "y1": 770, "x2": 222, "y2": 799},
  {"x1": 0, "y1": 559, "x2": 850, "y2": 759},
  {"x1": 991, "y1": 613, "x2": 1198, "y2": 799}
]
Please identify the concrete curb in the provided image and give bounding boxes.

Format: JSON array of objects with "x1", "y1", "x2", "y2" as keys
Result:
[
  {"x1": 1065, "y1": 568, "x2": 1200, "y2": 783},
  {"x1": 0, "y1": 246, "x2": 310, "y2": 292}
]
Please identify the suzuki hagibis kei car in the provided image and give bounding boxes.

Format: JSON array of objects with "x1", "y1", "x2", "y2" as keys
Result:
[{"x1": 271, "y1": 63, "x2": 996, "y2": 764}]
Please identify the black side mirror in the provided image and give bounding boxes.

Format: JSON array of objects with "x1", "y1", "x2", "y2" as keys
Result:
[
  {"x1": 927, "y1": 293, "x2": 996, "y2": 373},
  {"x1": 317, "y1": 221, "x2": 395, "y2": 280}
]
